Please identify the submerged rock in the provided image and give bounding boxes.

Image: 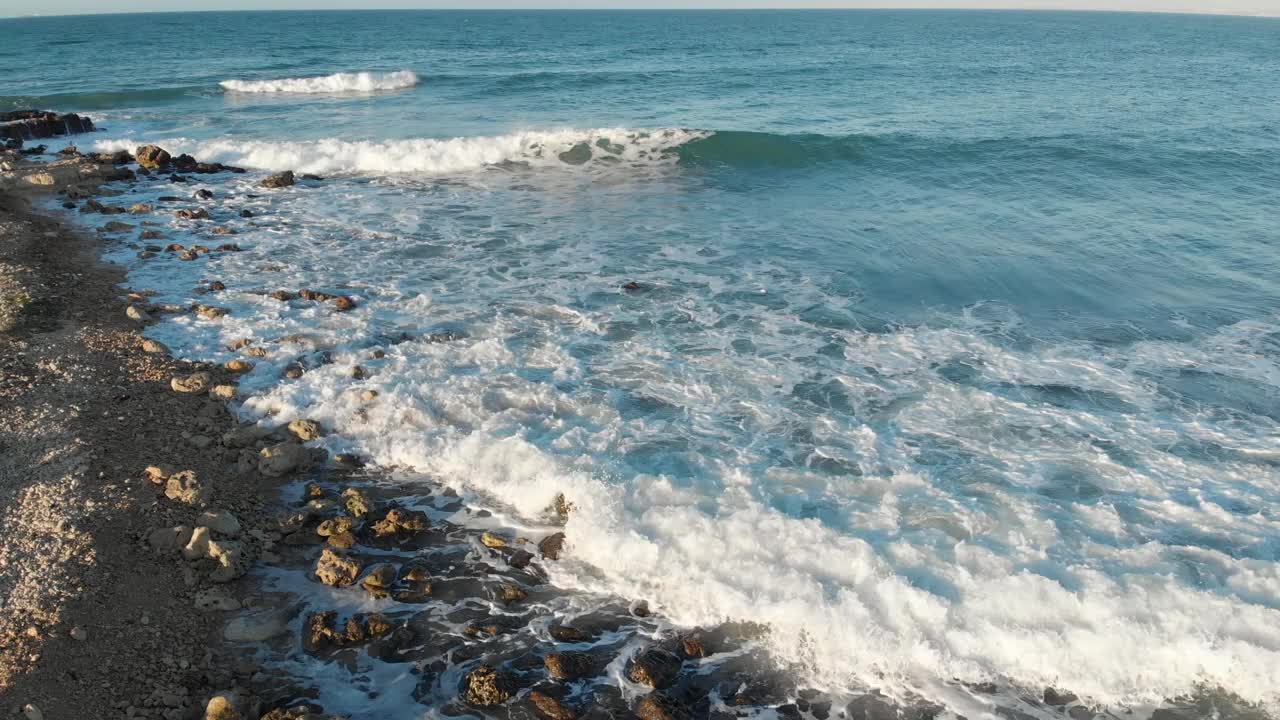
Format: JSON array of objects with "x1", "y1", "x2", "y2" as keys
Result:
[
  {"x1": 544, "y1": 651, "x2": 595, "y2": 681},
  {"x1": 529, "y1": 690, "x2": 576, "y2": 720},
  {"x1": 635, "y1": 693, "x2": 691, "y2": 720}
]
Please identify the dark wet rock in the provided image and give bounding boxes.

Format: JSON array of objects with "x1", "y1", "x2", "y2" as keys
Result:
[
  {"x1": 626, "y1": 647, "x2": 682, "y2": 689},
  {"x1": 539, "y1": 532, "x2": 566, "y2": 560},
  {"x1": 240, "y1": 209, "x2": 254, "y2": 218},
  {"x1": 464, "y1": 616, "x2": 523, "y2": 638},
  {"x1": 334, "y1": 453, "x2": 365, "y2": 469},
  {"x1": 301, "y1": 173, "x2": 324, "y2": 181},
  {"x1": 636, "y1": 693, "x2": 692, "y2": 720},
  {"x1": 135, "y1": 144, "x2": 171, "y2": 169},
  {"x1": 173, "y1": 153, "x2": 198, "y2": 172},
  {"x1": 19, "y1": 144, "x2": 47, "y2": 155},
  {"x1": 1044, "y1": 688, "x2": 1079, "y2": 706},
  {"x1": 333, "y1": 295, "x2": 356, "y2": 312},
  {"x1": 208, "y1": 281, "x2": 226, "y2": 292},
  {"x1": 544, "y1": 651, "x2": 595, "y2": 681},
  {"x1": 623, "y1": 281, "x2": 647, "y2": 292},
  {"x1": 157, "y1": 195, "x2": 183, "y2": 202},
  {"x1": 495, "y1": 583, "x2": 528, "y2": 604},
  {"x1": 558, "y1": 142, "x2": 592, "y2": 165},
  {"x1": 98, "y1": 220, "x2": 135, "y2": 233},
  {"x1": 462, "y1": 665, "x2": 514, "y2": 706},
  {"x1": 139, "y1": 229, "x2": 166, "y2": 240},
  {"x1": 260, "y1": 703, "x2": 342, "y2": 720},
  {"x1": 194, "y1": 188, "x2": 214, "y2": 200},
  {"x1": 351, "y1": 365, "x2": 369, "y2": 380},
  {"x1": 508, "y1": 548, "x2": 534, "y2": 569},
  {"x1": 214, "y1": 242, "x2": 241, "y2": 251},
  {"x1": 61, "y1": 201, "x2": 76, "y2": 209},
  {"x1": 1, "y1": 111, "x2": 95, "y2": 143},
  {"x1": 283, "y1": 363, "x2": 305, "y2": 379},
  {"x1": 270, "y1": 290, "x2": 295, "y2": 302},
  {"x1": 260, "y1": 170, "x2": 295, "y2": 188},
  {"x1": 548, "y1": 624, "x2": 592, "y2": 643},
  {"x1": 316, "y1": 515, "x2": 354, "y2": 538},
  {"x1": 529, "y1": 690, "x2": 576, "y2": 720},
  {"x1": 361, "y1": 562, "x2": 398, "y2": 596},
  {"x1": 178, "y1": 249, "x2": 199, "y2": 261},
  {"x1": 314, "y1": 548, "x2": 361, "y2": 587},
  {"x1": 57, "y1": 145, "x2": 80, "y2": 156},
  {"x1": 632, "y1": 600, "x2": 651, "y2": 617},
  {"x1": 176, "y1": 207, "x2": 210, "y2": 220},
  {"x1": 679, "y1": 634, "x2": 707, "y2": 659}
]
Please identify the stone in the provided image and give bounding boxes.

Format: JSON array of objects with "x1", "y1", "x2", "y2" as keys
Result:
[
  {"x1": 194, "y1": 588, "x2": 240, "y2": 612},
  {"x1": 22, "y1": 704, "x2": 43, "y2": 720},
  {"x1": 635, "y1": 693, "x2": 691, "y2": 720},
  {"x1": 194, "y1": 188, "x2": 214, "y2": 200},
  {"x1": 480, "y1": 531, "x2": 508, "y2": 548},
  {"x1": 258, "y1": 441, "x2": 305, "y2": 477},
  {"x1": 333, "y1": 296, "x2": 356, "y2": 311},
  {"x1": 149, "y1": 525, "x2": 194, "y2": 553},
  {"x1": 128, "y1": 203, "x2": 153, "y2": 214},
  {"x1": 462, "y1": 665, "x2": 512, "y2": 706},
  {"x1": 260, "y1": 170, "x2": 295, "y2": 188},
  {"x1": 361, "y1": 563, "x2": 397, "y2": 594},
  {"x1": 529, "y1": 691, "x2": 576, "y2": 720},
  {"x1": 197, "y1": 510, "x2": 241, "y2": 537},
  {"x1": 224, "y1": 359, "x2": 253, "y2": 373},
  {"x1": 172, "y1": 372, "x2": 212, "y2": 393},
  {"x1": 496, "y1": 584, "x2": 527, "y2": 603},
  {"x1": 360, "y1": 389, "x2": 379, "y2": 402},
  {"x1": 207, "y1": 539, "x2": 246, "y2": 582},
  {"x1": 223, "y1": 608, "x2": 292, "y2": 643},
  {"x1": 369, "y1": 508, "x2": 427, "y2": 538},
  {"x1": 165, "y1": 470, "x2": 210, "y2": 505},
  {"x1": 208, "y1": 281, "x2": 227, "y2": 292},
  {"x1": 142, "y1": 465, "x2": 171, "y2": 484},
  {"x1": 99, "y1": 220, "x2": 135, "y2": 233},
  {"x1": 142, "y1": 339, "x2": 169, "y2": 354},
  {"x1": 195, "y1": 305, "x2": 229, "y2": 319},
  {"x1": 545, "y1": 651, "x2": 595, "y2": 681},
  {"x1": 176, "y1": 207, "x2": 210, "y2": 220},
  {"x1": 140, "y1": 229, "x2": 167, "y2": 240},
  {"x1": 539, "y1": 532, "x2": 566, "y2": 560},
  {"x1": 315, "y1": 516, "x2": 354, "y2": 537},
  {"x1": 680, "y1": 634, "x2": 707, "y2": 659},
  {"x1": 315, "y1": 548, "x2": 361, "y2": 587},
  {"x1": 626, "y1": 647, "x2": 683, "y2": 689},
  {"x1": 287, "y1": 418, "x2": 323, "y2": 441},
  {"x1": 342, "y1": 488, "x2": 371, "y2": 518},
  {"x1": 210, "y1": 384, "x2": 237, "y2": 400},
  {"x1": 126, "y1": 305, "x2": 153, "y2": 323},
  {"x1": 135, "y1": 144, "x2": 171, "y2": 170},
  {"x1": 548, "y1": 624, "x2": 591, "y2": 643},
  {"x1": 183, "y1": 526, "x2": 212, "y2": 561}
]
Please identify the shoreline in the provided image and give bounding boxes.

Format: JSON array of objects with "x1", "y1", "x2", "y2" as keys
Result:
[{"x1": 1, "y1": 134, "x2": 1274, "y2": 720}]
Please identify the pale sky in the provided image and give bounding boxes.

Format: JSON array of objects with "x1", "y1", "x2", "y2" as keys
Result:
[{"x1": 1, "y1": 0, "x2": 1277, "y2": 17}]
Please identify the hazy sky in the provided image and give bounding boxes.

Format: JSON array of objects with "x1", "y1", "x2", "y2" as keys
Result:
[{"x1": 1, "y1": 0, "x2": 1277, "y2": 17}]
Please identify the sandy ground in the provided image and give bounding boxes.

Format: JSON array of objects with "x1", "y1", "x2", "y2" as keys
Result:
[{"x1": 0, "y1": 182, "x2": 271, "y2": 718}]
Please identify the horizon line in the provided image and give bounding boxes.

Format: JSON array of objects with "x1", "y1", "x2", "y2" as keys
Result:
[{"x1": 3, "y1": 7, "x2": 1279, "y2": 20}]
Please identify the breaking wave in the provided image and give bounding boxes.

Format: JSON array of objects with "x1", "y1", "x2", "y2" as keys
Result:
[
  {"x1": 94, "y1": 128, "x2": 709, "y2": 175},
  {"x1": 218, "y1": 70, "x2": 420, "y2": 94}
]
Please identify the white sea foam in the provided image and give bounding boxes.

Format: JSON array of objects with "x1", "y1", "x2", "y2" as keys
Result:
[
  {"x1": 94, "y1": 127, "x2": 707, "y2": 176},
  {"x1": 218, "y1": 70, "x2": 420, "y2": 94}
]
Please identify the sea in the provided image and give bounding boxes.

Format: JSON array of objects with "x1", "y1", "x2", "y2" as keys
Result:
[{"x1": 3, "y1": 9, "x2": 1280, "y2": 719}]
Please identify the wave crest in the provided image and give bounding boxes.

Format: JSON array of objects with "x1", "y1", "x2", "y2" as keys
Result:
[
  {"x1": 94, "y1": 128, "x2": 708, "y2": 175},
  {"x1": 218, "y1": 70, "x2": 420, "y2": 94}
]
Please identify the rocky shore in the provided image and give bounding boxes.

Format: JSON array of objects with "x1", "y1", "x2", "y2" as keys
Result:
[{"x1": 0, "y1": 118, "x2": 1171, "y2": 720}]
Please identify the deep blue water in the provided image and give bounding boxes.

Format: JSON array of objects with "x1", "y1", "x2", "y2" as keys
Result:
[{"x1": 5, "y1": 9, "x2": 1280, "y2": 716}]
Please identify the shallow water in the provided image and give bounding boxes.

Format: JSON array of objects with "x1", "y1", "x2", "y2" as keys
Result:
[{"x1": 5, "y1": 9, "x2": 1280, "y2": 718}]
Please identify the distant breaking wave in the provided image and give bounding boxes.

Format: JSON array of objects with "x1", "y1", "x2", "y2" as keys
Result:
[{"x1": 218, "y1": 70, "x2": 420, "y2": 94}]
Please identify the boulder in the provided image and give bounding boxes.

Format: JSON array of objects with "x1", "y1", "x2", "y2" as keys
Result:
[
  {"x1": 197, "y1": 510, "x2": 241, "y2": 537},
  {"x1": 462, "y1": 665, "x2": 513, "y2": 706},
  {"x1": 635, "y1": 693, "x2": 691, "y2": 720},
  {"x1": 258, "y1": 441, "x2": 305, "y2": 477},
  {"x1": 203, "y1": 693, "x2": 242, "y2": 720},
  {"x1": 287, "y1": 418, "x2": 323, "y2": 441},
  {"x1": 626, "y1": 647, "x2": 683, "y2": 689},
  {"x1": 260, "y1": 170, "x2": 295, "y2": 188},
  {"x1": 539, "y1": 532, "x2": 566, "y2": 560},
  {"x1": 548, "y1": 624, "x2": 591, "y2": 643},
  {"x1": 544, "y1": 651, "x2": 595, "y2": 681},
  {"x1": 135, "y1": 145, "x2": 171, "y2": 170},
  {"x1": 529, "y1": 691, "x2": 576, "y2": 720},
  {"x1": 315, "y1": 548, "x2": 361, "y2": 587}
]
